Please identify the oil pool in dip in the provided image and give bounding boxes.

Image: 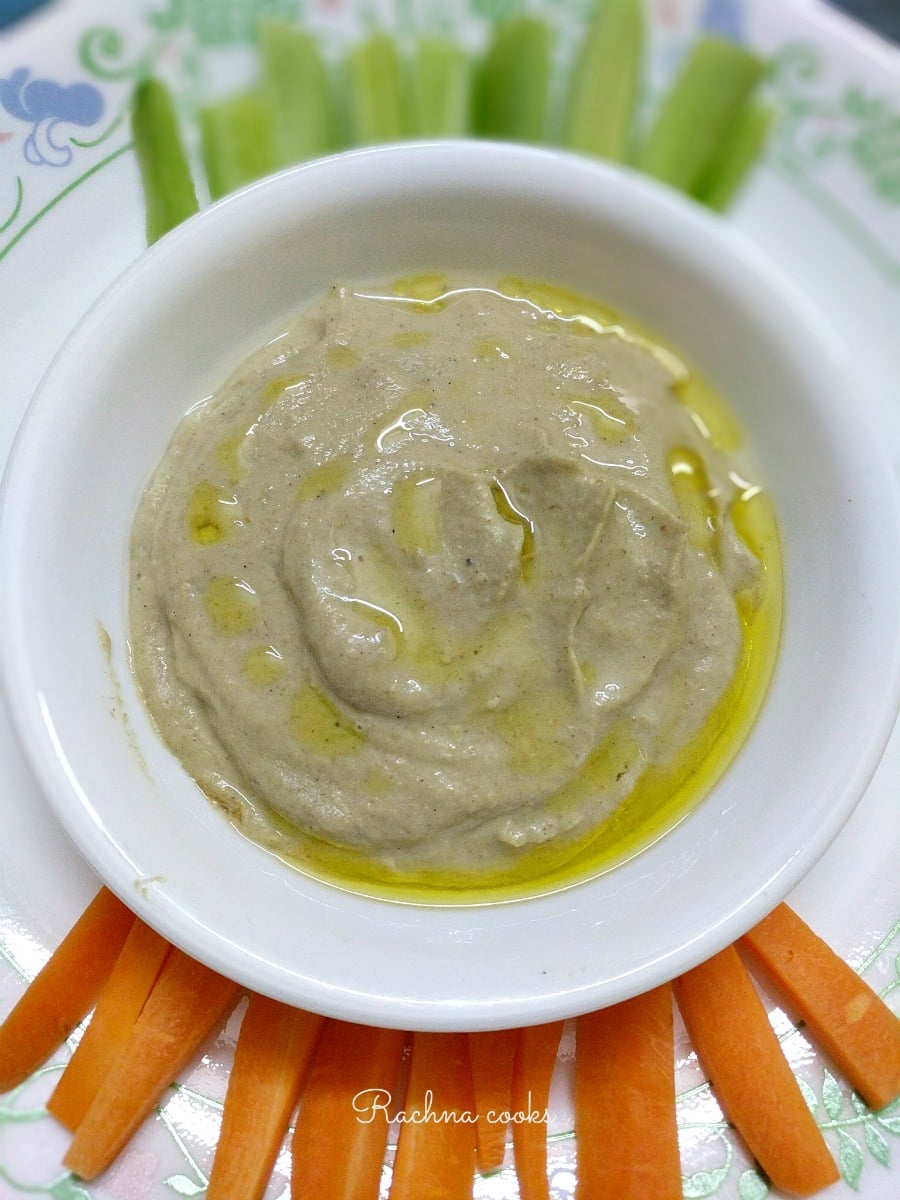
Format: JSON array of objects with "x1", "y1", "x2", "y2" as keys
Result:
[{"x1": 129, "y1": 276, "x2": 781, "y2": 900}]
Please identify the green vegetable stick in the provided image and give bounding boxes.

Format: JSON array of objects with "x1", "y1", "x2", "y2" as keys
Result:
[
  {"x1": 561, "y1": 0, "x2": 644, "y2": 161},
  {"x1": 260, "y1": 21, "x2": 336, "y2": 165},
  {"x1": 131, "y1": 77, "x2": 199, "y2": 245},
  {"x1": 200, "y1": 89, "x2": 279, "y2": 201},
  {"x1": 637, "y1": 35, "x2": 766, "y2": 193},
  {"x1": 346, "y1": 32, "x2": 409, "y2": 145},
  {"x1": 694, "y1": 100, "x2": 774, "y2": 211},
  {"x1": 411, "y1": 36, "x2": 471, "y2": 137},
  {"x1": 472, "y1": 16, "x2": 553, "y2": 142}
]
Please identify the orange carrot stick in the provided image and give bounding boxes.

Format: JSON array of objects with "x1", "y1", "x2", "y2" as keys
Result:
[
  {"x1": 0, "y1": 887, "x2": 135, "y2": 1094},
  {"x1": 291, "y1": 1018, "x2": 406, "y2": 1200},
  {"x1": 510, "y1": 1021, "x2": 564, "y2": 1200},
  {"x1": 574, "y1": 984, "x2": 680, "y2": 1200},
  {"x1": 468, "y1": 1028, "x2": 518, "y2": 1173},
  {"x1": 47, "y1": 919, "x2": 171, "y2": 1131},
  {"x1": 673, "y1": 945, "x2": 839, "y2": 1197},
  {"x1": 207, "y1": 994, "x2": 323, "y2": 1200},
  {"x1": 389, "y1": 1031, "x2": 477, "y2": 1200},
  {"x1": 740, "y1": 903, "x2": 900, "y2": 1112},
  {"x1": 64, "y1": 947, "x2": 241, "y2": 1180}
]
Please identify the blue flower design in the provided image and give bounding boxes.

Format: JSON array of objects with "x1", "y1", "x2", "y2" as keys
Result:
[
  {"x1": 699, "y1": 0, "x2": 745, "y2": 43},
  {"x1": 0, "y1": 67, "x2": 104, "y2": 166}
]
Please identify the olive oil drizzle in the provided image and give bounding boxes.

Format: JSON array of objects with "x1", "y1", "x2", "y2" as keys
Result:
[{"x1": 489, "y1": 477, "x2": 536, "y2": 582}]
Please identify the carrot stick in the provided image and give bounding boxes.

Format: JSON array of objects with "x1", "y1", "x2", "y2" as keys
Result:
[
  {"x1": 740, "y1": 902, "x2": 900, "y2": 1112},
  {"x1": 673, "y1": 945, "x2": 839, "y2": 1197},
  {"x1": 291, "y1": 1018, "x2": 406, "y2": 1200},
  {"x1": 207, "y1": 994, "x2": 323, "y2": 1200},
  {"x1": 64, "y1": 947, "x2": 241, "y2": 1180},
  {"x1": 510, "y1": 1021, "x2": 563, "y2": 1200},
  {"x1": 575, "y1": 985, "x2": 680, "y2": 1200},
  {"x1": 389, "y1": 1031, "x2": 477, "y2": 1200},
  {"x1": 468, "y1": 1028, "x2": 518, "y2": 1173},
  {"x1": 0, "y1": 887, "x2": 135, "y2": 1094},
  {"x1": 47, "y1": 919, "x2": 171, "y2": 1131}
]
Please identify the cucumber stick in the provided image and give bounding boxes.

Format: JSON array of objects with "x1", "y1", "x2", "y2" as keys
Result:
[
  {"x1": 561, "y1": 0, "x2": 644, "y2": 161},
  {"x1": 200, "y1": 89, "x2": 278, "y2": 200},
  {"x1": 134, "y1": 18, "x2": 772, "y2": 244},
  {"x1": 260, "y1": 21, "x2": 336, "y2": 164},
  {"x1": 637, "y1": 35, "x2": 766, "y2": 193},
  {"x1": 131, "y1": 78, "x2": 199, "y2": 244},
  {"x1": 473, "y1": 16, "x2": 553, "y2": 142},
  {"x1": 694, "y1": 100, "x2": 774, "y2": 211},
  {"x1": 411, "y1": 37, "x2": 470, "y2": 137},
  {"x1": 346, "y1": 32, "x2": 409, "y2": 144}
]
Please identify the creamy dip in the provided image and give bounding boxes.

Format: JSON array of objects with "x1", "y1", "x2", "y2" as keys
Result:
[{"x1": 129, "y1": 278, "x2": 767, "y2": 885}]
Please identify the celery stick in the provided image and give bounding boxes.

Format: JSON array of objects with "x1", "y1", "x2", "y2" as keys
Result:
[
  {"x1": 346, "y1": 32, "x2": 410, "y2": 145},
  {"x1": 327, "y1": 57, "x2": 354, "y2": 151},
  {"x1": 260, "y1": 21, "x2": 336, "y2": 164},
  {"x1": 411, "y1": 36, "x2": 471, "y2": 137},
  {"x1": 472, "y1": 16, "x2": 553, "y2": 142},
  {"x1": 561, "y1": 0, "x2": 644, "y2": 161},
  {"x1": 200, "y1": 89, "x2": 278, "y2": 200},
  {"x1": 637, "y1": 35, "x2": 766, "y2": 193},
  {"x1": 694, "y1": 100, "x2": 774, "y2": 211},
  {"x1": 131, "y1": 77, "x2": 199, "y2": 244}
]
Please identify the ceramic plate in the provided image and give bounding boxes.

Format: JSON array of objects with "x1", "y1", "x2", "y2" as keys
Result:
[{"x1": 0, "y1": 1, "x2": 898, "y2": 1196}]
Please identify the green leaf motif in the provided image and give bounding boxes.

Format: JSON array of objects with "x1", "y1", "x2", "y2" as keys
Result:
[
  {"x1": 822, "y1": 1070, "x2": 845, "y2": 1121},
  {"x1": 864, "y1": 1120, "x2": 891, "y2": 1167},
  {"x1": 838, "y1": 1129, "x2": 865, "y2": 1191},
  {"x1": 78, "y1": 26, "x2": 153, "y2": 81},
  {"x1": 469, "y1": 0, "x2": 525, "y2": 20},
  {"x1": 737, "y1": 1168, "x2": 769, "y2": 1200},
  {"x1": 147, "y1": 0, "x2": 187, "y2": 33},
  {"x1": 849, "y1": 116, "x2": 900, "y2": 204},
  {"x1": 50, "y1": 1178, "x2": 92, "y2": 1200},
  {"x1": 0, "y1": 177, "x2": 23, "y2": 236},
  {"x1": 843, "y1": 85, "x2": 885, "y2": 122},
  {"x1": 682, "y1": 1164, "x2": 730, "y2": 1199},
  {"x1": 165, "y1": 1175, "x2": 206, "y2": 1197},
  {"x1": 796, "y1": 1075, "x2": 817, "y2": 1116},
  {"x1": 0, "y1": 1103, "x2": 45, "y2": 1124},
  {"x1": 145, "y1": 0, "x2": 303, "y2": 45},
  {"x1": 768, "y1": 41, "x2": 900, "y2": 209},
  {"x1": 876, "y1": 1095, "x2": 900, "y2": 1134},
  {"x1": 770, "y1": 41, "x2": 821, "y2": 89},
  {"x1": 0, "y1": 1068, "x2": 59, "y2": 1123}
]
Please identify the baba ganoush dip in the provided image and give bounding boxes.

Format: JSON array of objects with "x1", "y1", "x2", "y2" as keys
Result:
[{"x1": 130, "y1": 279, "x2": 772, "y2": 888}]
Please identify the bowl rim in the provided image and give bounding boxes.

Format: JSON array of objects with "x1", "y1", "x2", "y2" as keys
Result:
[{"x1": 3, "y1": 140, "x2": 900, "y2": 1029}]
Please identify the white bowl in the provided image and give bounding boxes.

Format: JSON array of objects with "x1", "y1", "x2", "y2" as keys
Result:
[{"x1": 2, "y1": 142, "x2": 900, "y2": 1030}]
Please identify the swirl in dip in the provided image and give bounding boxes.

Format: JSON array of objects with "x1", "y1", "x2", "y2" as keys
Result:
[{"x1": 129, "y1": 278, "x2": 777, "y2": 893}]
